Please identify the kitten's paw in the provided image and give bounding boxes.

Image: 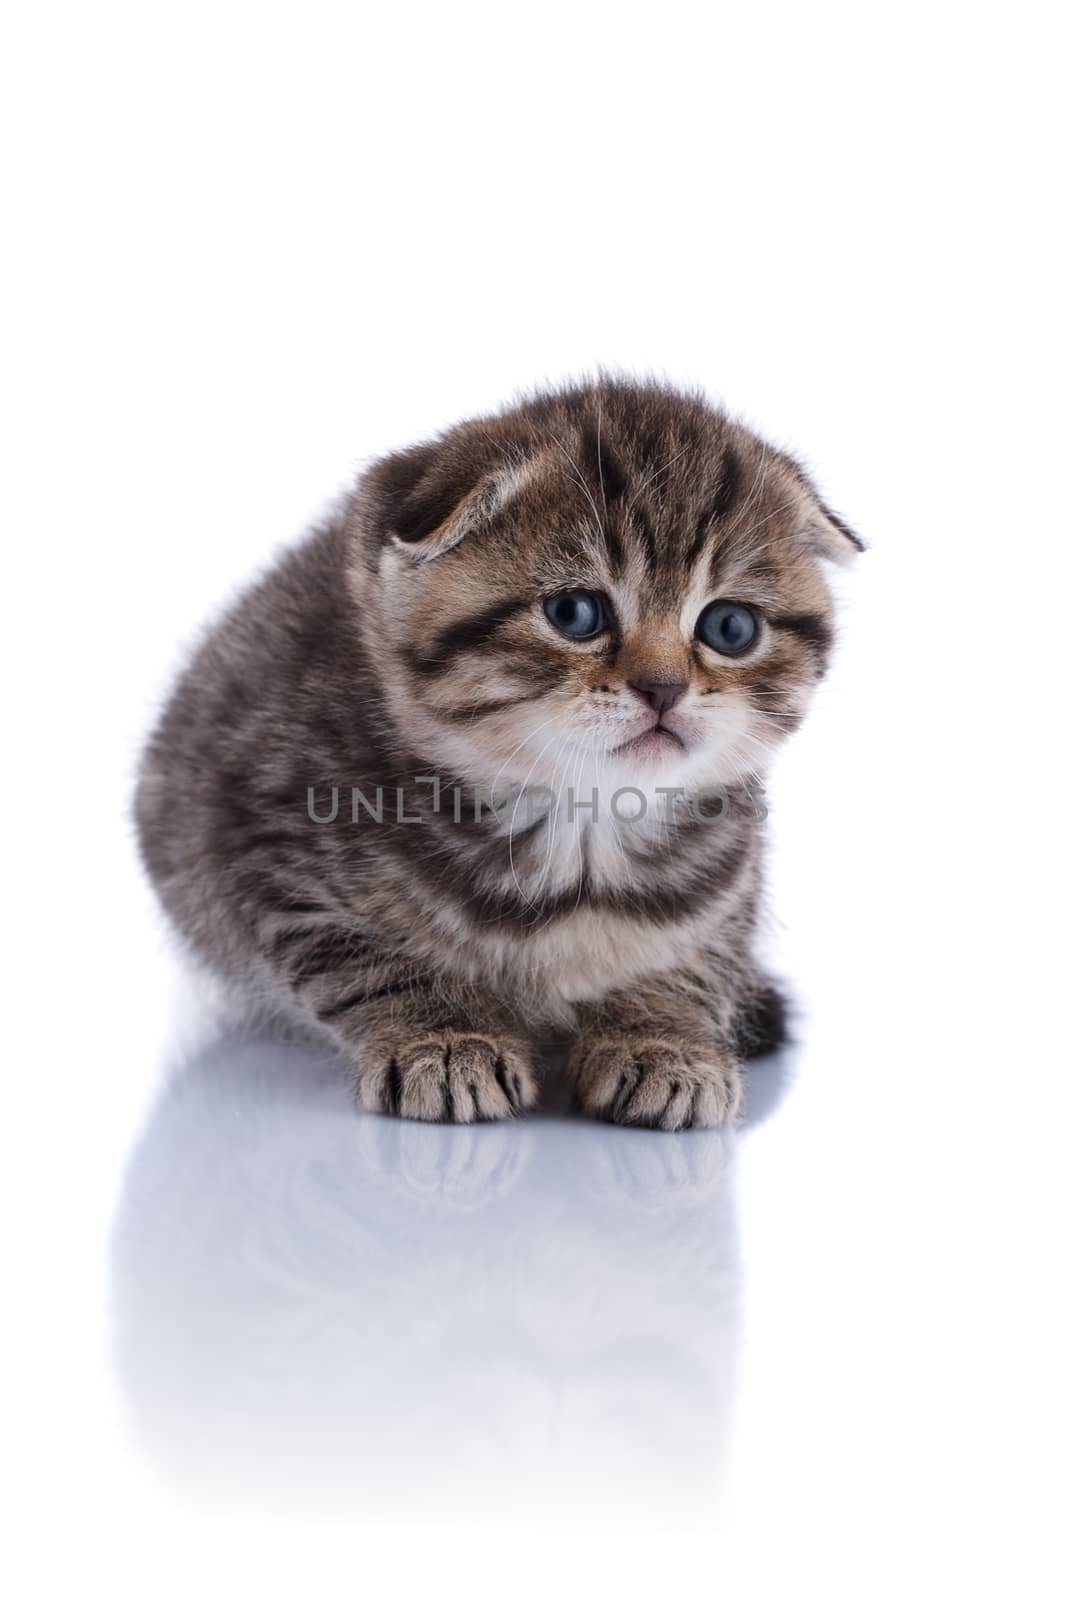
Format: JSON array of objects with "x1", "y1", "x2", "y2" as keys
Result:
[
  {"x1": 570, "y1": 1035, "x2": 741, "y2": 1130},
  {"x1": 359, "y1": 1031, "x2": 537, "y2": 1123}
]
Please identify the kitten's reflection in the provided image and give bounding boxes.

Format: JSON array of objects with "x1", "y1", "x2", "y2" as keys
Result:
[{"x1": 112, "y1": 1033, "x2": 787, "y2": 1515}]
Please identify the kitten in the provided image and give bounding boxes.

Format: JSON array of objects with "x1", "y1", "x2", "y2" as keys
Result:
[{"x1": 135, "y1": 378, "x2": 860, "y2": 1130}]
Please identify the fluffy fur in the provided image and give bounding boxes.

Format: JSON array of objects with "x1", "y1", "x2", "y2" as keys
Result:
[{"x1": 136, "y1": 377, "x2": 859, "y2": 1129}]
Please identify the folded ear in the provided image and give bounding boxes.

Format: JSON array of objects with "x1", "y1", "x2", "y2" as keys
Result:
[
  {"x1": 359, "y1": 431, "x2": 531, "y2": 563},
  {"x1": 781, "y1": 455, "x2": 863, "y2": 564},
  {"x1": 803, "y1": 494, "x2": 864, "y2": 565}
]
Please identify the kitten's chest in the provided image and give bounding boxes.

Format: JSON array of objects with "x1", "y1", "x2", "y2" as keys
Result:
[
  {"x1": 379, "y1": 808, "x2": 754, "y2": 1016},
  {"x1": 439, "y1": 841, "x2": 738, "y2": 1014},
  {"x1": 492, "y1": 910, "x2": 703, "y2": 1009}
]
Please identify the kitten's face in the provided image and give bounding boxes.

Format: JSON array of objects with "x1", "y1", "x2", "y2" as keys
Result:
[{"x1": 352, "y1": 383, "x2": 859, "y2": 802}]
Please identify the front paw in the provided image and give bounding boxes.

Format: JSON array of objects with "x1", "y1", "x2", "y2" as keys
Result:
[
  {"x1": 569, "y1": 1034, "x2": 741, "y2": 1130},
  {"x1": 359, "y1": 1030, "x2": 537, "y2": 1123}
]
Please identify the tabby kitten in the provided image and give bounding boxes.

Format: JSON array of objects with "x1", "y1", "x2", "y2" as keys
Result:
[{"x1": 136, "y1": 378, "x2": 860, "y2": 1130}]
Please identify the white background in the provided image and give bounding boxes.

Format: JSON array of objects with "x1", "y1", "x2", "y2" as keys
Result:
[{"x1": 3, "y1": 3, "x2": 1064, "y2": 1595}]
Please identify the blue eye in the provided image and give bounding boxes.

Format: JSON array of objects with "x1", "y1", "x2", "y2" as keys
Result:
[
  {"x1": 696, "y1": 601, "x2": 758, "y2": 656},
  {"x1": 544, "y1": 590, "x2": 605, "y2": 640}
]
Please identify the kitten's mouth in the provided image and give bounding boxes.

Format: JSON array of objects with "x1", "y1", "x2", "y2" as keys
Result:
[{"x1": 611, "y1": 721, "x2": 686, "y2": 760}]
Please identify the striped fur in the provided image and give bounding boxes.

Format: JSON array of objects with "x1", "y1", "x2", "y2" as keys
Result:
[{"x1": 135, "y1": 378, "x2": 859, "y2": 1129}]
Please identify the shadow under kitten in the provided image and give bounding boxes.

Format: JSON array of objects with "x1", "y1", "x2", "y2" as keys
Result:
[{"x1": 110, "y1": 1028, "x2": 793, "y2": 1516}]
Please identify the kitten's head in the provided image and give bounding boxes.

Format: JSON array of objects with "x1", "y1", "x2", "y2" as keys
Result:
[{"x1": 349, "y1": 379, "x2": 860, "y2": 798}]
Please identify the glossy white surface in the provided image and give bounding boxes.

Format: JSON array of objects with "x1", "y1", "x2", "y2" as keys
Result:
[
  {"x1": 5, "y1": 4, "x2": 1064, "y2": 1596},
  {"x1": 111, "y1": 1031, "x2": 760, "y2": 1518}
]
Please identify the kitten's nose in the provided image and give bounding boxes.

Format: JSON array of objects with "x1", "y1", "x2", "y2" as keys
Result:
[{"x1": 628, "y1": 676, "x2": 688, "y2": 715}]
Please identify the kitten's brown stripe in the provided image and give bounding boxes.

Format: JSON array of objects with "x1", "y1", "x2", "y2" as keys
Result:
[{"x1": 409, "y1": 596, "x2": 528, "y2": 675}]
